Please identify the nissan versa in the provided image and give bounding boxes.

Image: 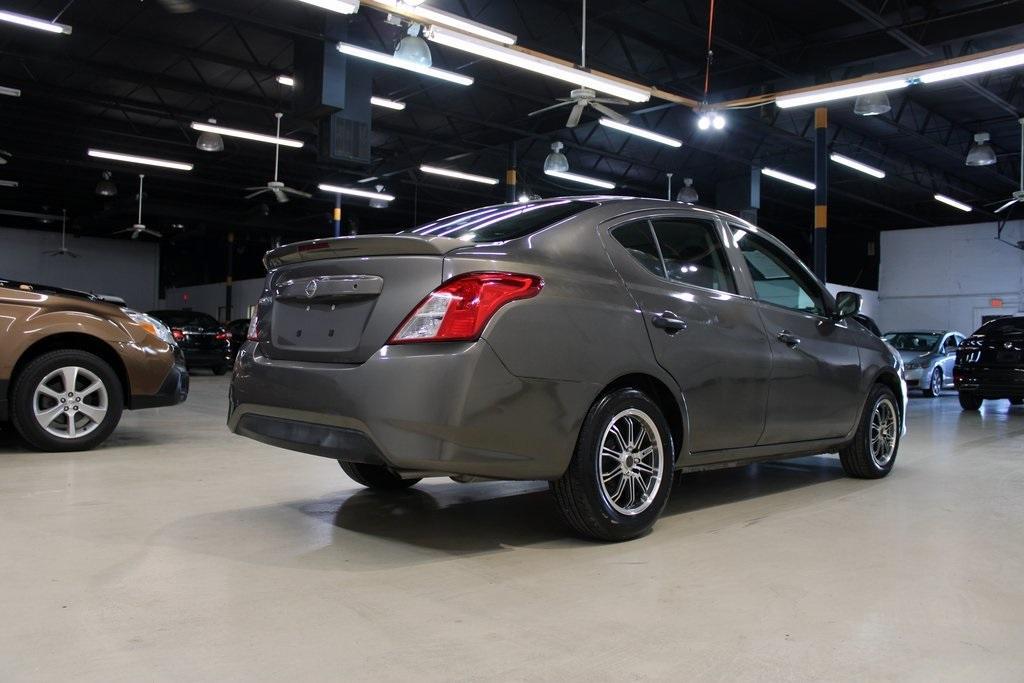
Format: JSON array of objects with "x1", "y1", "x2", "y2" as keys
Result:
[
  {"x1": 229, "y1": 198, "x2": 906, "y2": 541},
  {"x1": 1, "y1": 279, "x2": 189, "y2": 452}
]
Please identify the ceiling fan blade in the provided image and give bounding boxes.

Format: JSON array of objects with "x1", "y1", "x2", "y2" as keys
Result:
[
  {"x1": 995, "y1": 198, "x2": 1019, "y2": 213},
  {"x1": 591, "y1": 102, "x2": 629, "y2": 123},
  {"x1": 566, "y1": 101, "x2": 586, "y2": 128},
  {"x1": 112, "y1": 228, "x2": 133, "y2": 235},
  {"x1": 528, "y1": 100, "x2": 576, "y2": 118},
  {"x1": 131, "y1": 231, "x2": 140, "y2": 240},
  {"x1": 592, "y1": 97, "x2": 630, "y2": 106},
  {"x1": 244, "y1": 185, "x2": 268, "y2": 191},
  {"x1": 283, "y1": 187, "x2": 312, "y2": 199},
  {"x1": 244, "y1": 189, "x2": 269, "y2": 200},
  {"x1": 272, "y1": 188, "x2": 289, "y2": 203}
]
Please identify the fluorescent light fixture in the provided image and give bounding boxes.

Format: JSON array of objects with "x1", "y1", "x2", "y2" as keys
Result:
[
  {"x1": 189, "y1": 121, "x2": 303, "y2": 148},
  {"x1": 761, "y1": 167, "x2": 816, "y2": 190},
  {"x1": 357, "y1": 176, "x2": 379, "y2": 183},
  {"x1": 319, "y1": 183, "x2": 395, "y2": 202},
  {"x1": 598, "y1": 118, "x2": 682, "y2": 147},
  {"x1": 776, "y1": 79, "x2": 908, "y2": 109},
  {"x1": 420, "y1": 164, "x2": 499, "y2": 185},
  {"x1": 371, "y1": 96, "x2": 406, "y2": 110},
  {"x1": 917, "y1": 47, "x2": 1024, "y2": 84},
  {"x1": 87, "y1": 149, "x2": 193, "y2": 172},
  {"x1": 934, "y1": 194, "x2": 972, "y2": 212},
  {"x1": 0, "y1": 86, "x2": 20, "y2": 97},
  {"x1": 293, "y1": 0, "x2": 359, "y2": 14},
  {"x1": 276, "y1": 75, "x2": 295, "y2": 87},
  {"x1": 337, "y1": 42, "x2": 474, "y2": 86},
  {"x1": 544, "y1": 169, "x2": 616, "y2": 190},
  {"x1": 0, "y1": 9, "x2": 72, "y2": 34},
  {"x1": 0, "y1": 180, "x2": 18, "y2": 188},
  {"x1": 377, "y1": 0, "x2": 516, "y2": 45},
  {"x1": 426, "y1": 26, "x2": 650, "y2": 103},
  {"x1": 829, "y1": 153, "x2": 885, "y2": 179}
]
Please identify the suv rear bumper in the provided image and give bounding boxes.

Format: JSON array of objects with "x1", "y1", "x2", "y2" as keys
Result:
[
  {"x1": 954, "y1": 366, "x2": 1024, "y2": 398},
  {"x1": 227, "y1": 341, "x2": 597, "y2": 480}
]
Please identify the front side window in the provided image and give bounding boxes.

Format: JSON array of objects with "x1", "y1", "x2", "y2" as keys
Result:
[
  {"x1": 731, "y1": 226, "x2": 826, "y2": 315},
  {"x1": 611, "y1": 216, "x2": 736, "y2": 293}
]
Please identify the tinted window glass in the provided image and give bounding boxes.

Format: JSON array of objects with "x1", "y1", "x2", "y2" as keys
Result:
[
  {"x1": 652, "y1": 219, "x2": 735, "y2": 293},
  {"x1": 977, "y1": 317, "x2": 1024, "y2": 335},
  {"x1": 611, "y1": 221, "x2": 664, "y2": 277},
  {"x1": 149, "y1": 310, "x2": 220, "y2": 328},
  {"x1": 883, "y1": 333, "x2": 941, "y2": 352},
  {"x1": 731, "y1": 227, "x2": 826, "y2": 315},
  {"x1": 403, "y1": 200, "x2": 594, "y2": 243},
  {"x1": 943, "y1": 336, "x2": 958, "y2": 350}
]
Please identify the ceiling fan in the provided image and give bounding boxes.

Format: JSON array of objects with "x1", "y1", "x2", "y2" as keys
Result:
[
  {"x1": 245, "y1": 113, "x2": 311, "y2": 204},
  {"x1": 114, "y1": 174, "x2": 162, "y2": 240},
  {"x1": 45, "y1": 210, "x2": 77, "y2": 258},
  {"x1": 526, "y1": 0, "x2": 630, "y2": 128},
  {"x1": 993, "y1": 117, "x2": 1024, "y2": 215}
]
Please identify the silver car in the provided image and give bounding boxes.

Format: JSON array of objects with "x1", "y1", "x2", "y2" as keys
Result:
[
  {"x1": 229, "y1": 197, "x2": 906, "y2": 541},
  {"x1": 883, "y1": 331, "x2": 964, "y2": 397}
]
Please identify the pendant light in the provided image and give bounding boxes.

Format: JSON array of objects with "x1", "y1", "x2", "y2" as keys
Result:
[
  {"x1": 195, "y1": 118, "x2": 225, "y2": 152},
  {"x1": 676, "y1": 178, "x2": 699, "y2": 203},
  {"x1": 543, "y1": 142, "x2": 569, "y2": 173},
  {"x1": 853, "y1": 92, "x2": 892, "y2": 116},
  {"x1": 965, "y1": 132, "x2": 997, "y2": 167},
  {"x1": 95, "y1": 171, "x2": 117, "y2": 197}
]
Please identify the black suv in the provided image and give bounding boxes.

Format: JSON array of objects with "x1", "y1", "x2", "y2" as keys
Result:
[
  {"x1": 148, "y1": 310, "x2": 232, "y2": 375},
  {"x1": 954, "y1": 316, "x2": 1024, "y2": 410}
]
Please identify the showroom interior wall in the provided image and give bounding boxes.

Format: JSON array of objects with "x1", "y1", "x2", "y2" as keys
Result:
[
  {"x1": 0, "y1": 226, "x2": 160, "y2": 311},
  {"x1": 878, "y1": 219, "x2": 1024, "y2": 335}
]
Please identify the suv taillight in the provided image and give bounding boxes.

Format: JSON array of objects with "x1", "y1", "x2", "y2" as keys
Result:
[
  {"x1": 215, "y1": 330, "x2": 230, "y2": 341},
  {"x1": 388, "y1": 272, "x2": 543, "y2": 344},
  {"x1": 171, "y1": 328, "x2": 185, "y2": 342}
]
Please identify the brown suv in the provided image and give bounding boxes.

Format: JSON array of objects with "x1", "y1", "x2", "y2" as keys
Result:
[{"x1": 0, "y1": 279, "x2": 188, "y2": 451}]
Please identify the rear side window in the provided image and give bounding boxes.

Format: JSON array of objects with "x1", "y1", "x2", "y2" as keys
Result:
[
  {"x1": 977, "y1": 317, "x2": 1024, "y2": 335},
  {"x1": 611, "y1": 221, "x2": 664, "y2": 277},
  {"x1": 651, "y1": 218, "x2": 736, "y2": 293},
  {"x1": 149, "y1": 310, "x2": 220, "y2": 327},
  {"x1": 404, "y1": 200, "x2": 594, "y2": 243}
]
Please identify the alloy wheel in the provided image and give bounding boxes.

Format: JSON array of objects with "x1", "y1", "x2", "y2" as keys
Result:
[
  {"x1": 931, "y1": 368, "x2": 942, "y2": 396},
  {"x1": 869, "y1": 397, "x2": 898, "y2": 468},
  {"x1": 597, "y1": 408, "x2": 665, "y2": 515},
  {"x1": 32, "y1": 366, "x2": 108, "y2": 439}
]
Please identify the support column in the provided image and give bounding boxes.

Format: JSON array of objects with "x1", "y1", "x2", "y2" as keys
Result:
[
  {"x1": 505, "y1": 141, "x2": 518, "y2": 203},
  {"x1": 332, "y1": 194, "x2": 342, "y2": 237},
  {"x1": 813, "y1": 107, "x2": 828, "y2": 282}
]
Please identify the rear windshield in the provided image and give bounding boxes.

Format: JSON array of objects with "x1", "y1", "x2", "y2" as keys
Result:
[
  {"x1": 883, "y1": 332, "x2": 941, "y2": 351},
  {"x1": 403, "y1": 200, "x2": 595, "y2": 243},
  {"x1": 149, "y1": 310, "x2": 220, "y2": 328},
  {"x1": 976, "y1": 317, "x2": 1024, "y2": 335}
]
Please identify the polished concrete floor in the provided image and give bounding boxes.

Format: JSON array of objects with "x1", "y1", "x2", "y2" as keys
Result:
[{"x1": 1, "y1": 376, "x2": 1023, "y2": 681}]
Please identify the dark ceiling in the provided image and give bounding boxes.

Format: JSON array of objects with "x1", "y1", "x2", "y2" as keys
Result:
[{"x1": 0, "y1": 0, "x2": 1022, "y2": 290}]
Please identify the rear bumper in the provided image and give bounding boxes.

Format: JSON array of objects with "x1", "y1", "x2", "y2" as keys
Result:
[
  {"x1": 181, "y1": 347, "x2": 232, "y2": 368},
  {"x1": 954, "y1": 366, "x2": 1024, "y2": 398},
  {"x1": 131, "y1": 360, "x2": 190, "y2": 409},
  {"x1": 228, "y1": 340, "x2": 598, "y2": 480}
]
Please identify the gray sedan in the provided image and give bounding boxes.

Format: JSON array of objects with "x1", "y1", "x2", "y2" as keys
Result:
[
  {"x1": 229, "y1": 197, "x2": 906, "y2": 541},
  {"x1": 883, "y1": 331, "x2": 964, "y2": 397}
]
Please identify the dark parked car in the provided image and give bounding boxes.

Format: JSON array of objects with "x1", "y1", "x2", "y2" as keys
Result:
[
  {"x1": 229, "y1": 197, "x2": 906, "y2": 541},
  {"x1": 955, "y1": 316, "x2": 1024, "y2": 410},
  {"x1": 148, "y1": 310, "x2": 232, "y2": 375},
  {"x1": 227, "y1": 318, "x2": 250, "y2": 359}
]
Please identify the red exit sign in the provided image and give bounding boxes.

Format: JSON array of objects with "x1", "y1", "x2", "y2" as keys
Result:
[{"x1": 990, "y1": 298, "x2": 1003, "y2": 308}]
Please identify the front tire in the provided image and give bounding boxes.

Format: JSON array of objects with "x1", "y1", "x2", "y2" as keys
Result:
[
  {"x1": 338, "y1": 461, "x2": 419, "y2": 490},
  {"x1": 11, "y1": 350, "x2": 124, "y2": 452},
  {"x1": 924, "y1": 367, "x2": 942, "y2": 398},
  {"x1": 552, "y1": 388, "x2": 674, "y2": 542},
  {"x1": 959, "y1": 391, "x2": 983, "y2": 411},
  {"x1": 211, "y1": 364, "x2": 229, "y2": 376},
  {"x1": 839, "y1": 384, "x2": 900, "y2": 479}
]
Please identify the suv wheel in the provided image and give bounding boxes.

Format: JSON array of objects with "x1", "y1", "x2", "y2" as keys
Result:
[
  {"x1": 958, "y1": 391, "x2": 983, "y2": 411},
  {"x1": 338, "y1": 461, "x2": 420, "y2": 490},
  {"x1": 924, "y1": 367, "x2": 942, "y2": 398},
  {"x1": 11, "y1": 350, "x2": 124, "y2": 452},
  {"x1": 839, "y1": 384, "x2": 900, "y2": 479},
  {"x1": 552, "y1": 388, "x2": 674, "y2": 541}
]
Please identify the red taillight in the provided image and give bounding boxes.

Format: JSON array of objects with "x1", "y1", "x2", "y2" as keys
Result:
[
  {"x1": 388, "y1": 272, "x2": 543, "y2": 344},
  {"x1": 215, "y1": 330, "x2": 230, "y2": 341},
  {"x1": 171, "y1": 328, "x2": 185, "y2": 342}
]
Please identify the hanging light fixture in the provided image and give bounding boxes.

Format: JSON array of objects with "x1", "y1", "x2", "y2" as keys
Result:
[
  {"x1": 676, "y1": 178, "x2": 699, "y2": 203},
  {"x1": 853, "y1": 92, "x2": 891, "y2": 116},
  {"x1": 394, "y1": 24, "x2": 432, "y2": 66},
  {"x1": 543, "y1": 142, "x2": 569, "y2": 173},
  {"x1": 965, "y1": 132, "x2": 997, "y2": 167},
  {"x1": 369, "y1": 185, "x2": 391, "y2": 209},
  {"x1": 95, "y1": 171, "x2": 117, "y2": 197},
  {"x1": 195, "y1": 118, "x2": 225, "y2": 152}
]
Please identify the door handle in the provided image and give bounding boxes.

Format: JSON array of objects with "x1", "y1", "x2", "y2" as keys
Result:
[
  {"x1": 777, "y1": 330, "x2": 801, "y2": 346},
  {"x1": 652, "y1": 311, "x2": 687, "y2": 334}
]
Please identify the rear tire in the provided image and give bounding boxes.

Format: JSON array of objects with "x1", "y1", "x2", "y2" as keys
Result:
[
  {"x1": 958, "y1": 391, "x2": 983, "y2": 411},
  {"x1": 552, "y1": 388, "x2": 674, "y2": 542},
  {"x1": 839, "y1": 384, "x2": 900, "y2": 479},
  {"x1": 1010, "y1": 398, "x2": 1023, "y2": 406},
  {"x1": 211, "y1": 364, "x2": 228, "y2": 376},
  {"x1": 338, "y1": 461, "x2": 419, "y2": 490},
  {"x1": 11, "y1": 350, "x2": 124, "y2": 452},
  {"x1": 924, "y1": 367, "x2": 942, "y2": 398}
]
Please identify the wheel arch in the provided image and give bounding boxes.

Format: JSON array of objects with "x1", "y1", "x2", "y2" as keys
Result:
[
  {"x1": 9, "y1": 333, "x2": 132, "y2": 409},
  {"x1": 594, "y1": 372, "x2": 687, "y2": 464}
]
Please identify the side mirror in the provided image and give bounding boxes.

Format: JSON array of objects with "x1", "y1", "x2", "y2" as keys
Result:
[{"x1": 835, "y1": 291, "x2": 862, "y2": 319}]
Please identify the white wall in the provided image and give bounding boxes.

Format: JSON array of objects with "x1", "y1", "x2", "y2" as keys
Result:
[
  {"x1": 163, "y1": 277, "x2": 264, "y2": 321},
  {"x1": 878, "y1": 219, "x2": 1024, "y2": 335},
  {"x1": 0, "y1": 226, "x2": 160, "y2": 311}
]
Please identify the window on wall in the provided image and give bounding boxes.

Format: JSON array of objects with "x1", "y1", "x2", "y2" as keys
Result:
[
  {"x1": 731, "y1": 226, "x2": 827, "y2": 315},
  {"x1": 611, "y1": 217, "x2": 736, "y2": 294}
]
